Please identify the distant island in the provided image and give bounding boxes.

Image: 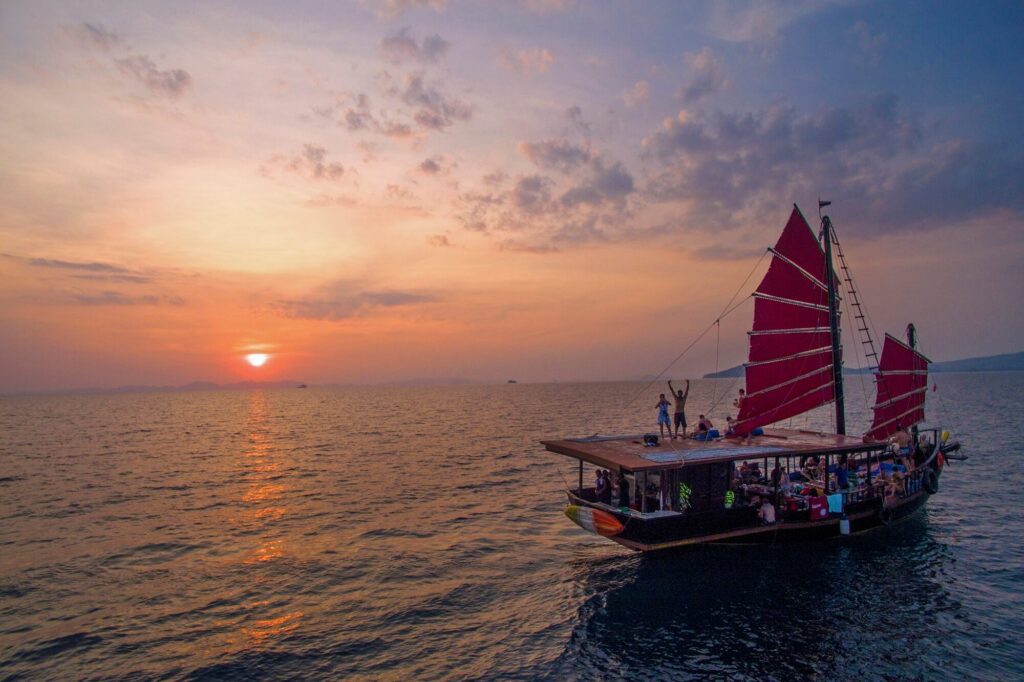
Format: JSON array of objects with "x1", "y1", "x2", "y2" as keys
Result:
[{"x1": 703, "y1": 351, "x2": 1024, "y2": 378}]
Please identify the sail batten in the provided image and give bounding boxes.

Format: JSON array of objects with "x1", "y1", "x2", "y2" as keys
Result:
[
  {"x1": 766, "y1": 248, "x2": 829, "y2": 290},
  {"x1": 736, "y1": 207, "x2": 835, "y2": 435},
  {"x1": 745, "y1": 346, "x2": 833, "y2": 368},
  {"x1": 865, "y1": 333, "x2": 930, "y2": 441},
  {"x1": 752, "y1": 293, "x2": 830, "y2": 312}
]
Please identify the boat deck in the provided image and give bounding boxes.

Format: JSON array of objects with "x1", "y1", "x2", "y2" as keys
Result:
[{"x1": 541, "y1": 428, "x2": 883, "y2": 472}]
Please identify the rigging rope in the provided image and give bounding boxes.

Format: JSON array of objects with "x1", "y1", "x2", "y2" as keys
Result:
[{"x1": 621, "y1": 249, "x2": 770, "y2": 410}]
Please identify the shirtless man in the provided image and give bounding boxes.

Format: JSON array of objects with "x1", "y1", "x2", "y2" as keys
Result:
[
  {"x1": 667, "y1": 379, "x2": 690, "y2": 439},
  {"x1": 892, "y1": 424, "x2": 913, "y2": 456}
]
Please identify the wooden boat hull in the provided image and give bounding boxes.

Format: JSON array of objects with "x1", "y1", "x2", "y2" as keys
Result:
[{"x1": 566, "y1": 472, "x2": 937, "y2": 552}]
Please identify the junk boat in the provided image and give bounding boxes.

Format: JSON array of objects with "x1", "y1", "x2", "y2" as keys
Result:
[{"x1": 544, "y1": 203, "x2": 964, "y2": 551}]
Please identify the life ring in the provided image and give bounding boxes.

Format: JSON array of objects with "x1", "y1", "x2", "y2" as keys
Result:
[{"x1": 922, "y1": 468, "x2": 939, "y2": 495}]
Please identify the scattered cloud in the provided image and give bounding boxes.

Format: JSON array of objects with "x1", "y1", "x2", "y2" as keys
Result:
[
  {"x1": 393, "y1": 73, "x2": 473, "y2": 130},
  {"x1": 380, "y1": 27, "x2": 450, "y2": 64},
  {"x1": 63, "y1": 22, "x2": 123, "y2": 51},
  {"x1": 374, "y1": 0, "x2": 447, "y2": 20},
  {"x1": 417, "y1": 156, "x2": 456, "y2": 175},
  {"x1": 427, "y1": 234, "x2": 451, "y2": 246},
  {"x1": 385, "y1": 183, "x2": 415, "y2": 201},
  {"x1": 517, "y1": 138, "x2": 592, "y2": 173},
  {"x1": 457, "y1": 129, "x2": 638, "y2": 251},
  {"x1": 623, "y1": 80, "x2": 650, "y2": 107},
  {"x1": 705, "y1": 1, "x2": 837, "y2": 44},
  {"x1": 71, "y1": 291, "x2": 184, "y2": 306},
  {"x1": 680, "y1": 47, "x2": 727, "y2": 103},
  {"x1": 115, "y1": 55, "x2": 192, "y2": 98},
  {"x1": 639, "y1": 92, "x2": 1024, "y2": 234},
  {"x1": 848, "y1": 21, "x2": 887, "y2": 65},
  {"x1": 419, "y1": 157, "x2": 442, "y2": 174},
  {"x1": 318, "y1": 74, "x2": 472, "y2": 139},
  {"x1": 71, "y1": 274, "x2": 152, "y2": 284},
  {"x1": 269, "y1": 144, "x2": 346, "y2": 181},
  {"x1": 558, "y1": 159, "x2": 634, "y2": 208},
  {"x1": 306, "y1": 193, "x2": 358, "y2": 208},
  {"x1": 26, "y1": 257, "x2": 138, "y2": 274},
  {"x1": 565, "y1": 105, "x2": 591, "y2": 138},
  {"x1": 500, "y1": 47, "x2": 554, "y2": 76},
  {"x1": 274, "y1": 280, "x2": 436, "y2": 321}
]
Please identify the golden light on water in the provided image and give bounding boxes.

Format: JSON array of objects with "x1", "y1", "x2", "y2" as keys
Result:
[{"x1": 245, "y1": 353, "x2": 269, "y2": 367}]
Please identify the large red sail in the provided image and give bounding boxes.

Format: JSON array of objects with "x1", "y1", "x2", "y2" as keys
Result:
[
  {"x1": 865, "y1": 334, "x2": 930, "y2": 441},
  {"x1": 735, "y1": 207, "x2": 835, "y2": 435}
]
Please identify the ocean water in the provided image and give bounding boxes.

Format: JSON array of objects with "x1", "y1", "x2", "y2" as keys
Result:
[{"x1": 0, "y1": 374, "x2": 1021, "y2": 680}]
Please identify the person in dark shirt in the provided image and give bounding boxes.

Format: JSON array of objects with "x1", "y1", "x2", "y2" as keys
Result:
[
  {"x1": 617, "y1": 471, "x2": 630, "y2": 508},
  {"x1": 836, "y1": 456, "x2": 850, "y2": 490},
  {"x1": 600, "y1": 470, "x2": 613, "y2": 504}
]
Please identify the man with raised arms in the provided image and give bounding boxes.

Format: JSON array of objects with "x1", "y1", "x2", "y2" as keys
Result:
[{"x1": 667, "y1": 379, "x2": 690, "y2": 439}]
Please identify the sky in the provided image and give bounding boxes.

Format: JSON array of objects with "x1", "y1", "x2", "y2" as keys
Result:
[{"x1": 1, "y1": 0, "x2": 1023, "y2": 392}]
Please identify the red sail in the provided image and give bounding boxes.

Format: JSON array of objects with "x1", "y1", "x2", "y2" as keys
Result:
[
  {"x1": 735, "y1": 206, "x2": 835, "y2": 435},
  {"x1": 865, "y1": 334, "x2": 930, "y2": 441}
]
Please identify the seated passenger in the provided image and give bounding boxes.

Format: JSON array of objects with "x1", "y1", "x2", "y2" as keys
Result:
[
  {"x1": 725, "y1": 416, "x2": 736, "y2": 436},
  {"x1": 759, "y1": 497, "x2": 777, "y2": 525},
  {"x1": 599, "y1": 470, "x2": 613, "y2": 504},
  {"x1": 835, "y1": 457, "x2": 850, "y2": 490},
  {"x1": 697, "y1": 415, "x2": 713, "y2": 432},
  {"x1": 617, "y1": 471, "x2": 630, "y2": 508},
  {"x1": 913, "y1": 436, "x2": 931, "y2": 467}
]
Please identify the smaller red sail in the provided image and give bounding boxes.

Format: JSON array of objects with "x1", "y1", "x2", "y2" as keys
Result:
[
  {"x1": 735, "y1": 206, "x2": 835, "y2": 435},
  {"x1": 865, "y1": 334, "x2": 930, "y2": 441}
]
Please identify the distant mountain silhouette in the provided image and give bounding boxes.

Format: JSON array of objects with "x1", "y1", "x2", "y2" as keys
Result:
[{"x1": 704, "y1": 351, "x2": 1024, "y2": 378}]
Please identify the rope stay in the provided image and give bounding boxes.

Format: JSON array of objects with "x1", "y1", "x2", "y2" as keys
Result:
[{"x1": 622, "y1": 248, "x2": 770, "y2": 410}]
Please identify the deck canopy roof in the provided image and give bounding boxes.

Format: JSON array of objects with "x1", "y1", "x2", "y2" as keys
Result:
[{"x1": 542, "y1": 428, "x2": 885, "y2": 472}]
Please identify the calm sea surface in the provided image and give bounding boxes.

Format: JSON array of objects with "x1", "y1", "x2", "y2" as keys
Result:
[{"x1": 1, "y1": 374, "x2": 1021, "y2": 680}]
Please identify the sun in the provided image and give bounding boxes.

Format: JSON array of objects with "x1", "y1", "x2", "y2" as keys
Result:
[{"x1": 246, "y1": 353, "x2": 269, "y2": 367}]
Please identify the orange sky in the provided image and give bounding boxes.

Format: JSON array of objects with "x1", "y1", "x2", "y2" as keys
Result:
[{"x1": 2, "y1": 2, "x2": 1022, "y2": 391}]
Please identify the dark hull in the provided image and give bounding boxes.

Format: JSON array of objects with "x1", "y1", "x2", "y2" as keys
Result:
[{"x1": 568, "y1": 473, "x2": 937, "y2": 552}]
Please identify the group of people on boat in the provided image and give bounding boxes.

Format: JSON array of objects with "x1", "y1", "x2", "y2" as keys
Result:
[
  {"x1": 655, "y1": 379, "x2": 690, "y2": 440},
  {"x1": 656, "y1": 381, "x2": 745, "y2": 440},
  {"x1": 593, "y1": 468, "x2": 630, "y2": 508},
  {"x1": 724, "y1": 432, "x2": 933, "y2": 521}
]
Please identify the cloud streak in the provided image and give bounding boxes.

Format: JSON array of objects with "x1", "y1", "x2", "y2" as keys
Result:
[
  {"x1": 274, "y1": 281, "x2": 436, "y2": 321},
  {"x1": 115, "y1": 55, "x2": 192, "y2": 98},
  {"x1": 380, "y1": 27, "x2": 450, "y2": 64}
]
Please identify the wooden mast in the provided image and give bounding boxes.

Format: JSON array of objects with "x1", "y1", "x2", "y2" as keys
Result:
[{"x1": 819, "y1": 200, "x2": 846, "y2": 435}]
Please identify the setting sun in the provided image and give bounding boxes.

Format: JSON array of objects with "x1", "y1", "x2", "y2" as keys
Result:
[{"x1": 246, "y1": 353, "x2": 269, "y2": 367}]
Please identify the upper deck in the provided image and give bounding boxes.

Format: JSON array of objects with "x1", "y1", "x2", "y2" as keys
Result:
[{"x1": 541, "y1": 428, "x2": 884, "y2": 472}]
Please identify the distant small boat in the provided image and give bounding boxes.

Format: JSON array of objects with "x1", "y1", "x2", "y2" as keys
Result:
[
  {"x1": 507, "y1": 379, "x2": 517, "y2": 384},
  {"x1": 297, "y1": 384, "x2": 308, "y2": 389}
]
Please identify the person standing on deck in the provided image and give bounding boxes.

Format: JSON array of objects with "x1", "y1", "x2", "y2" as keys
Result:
[
  {"x1": 667, "y1": 379, "x2": 690, "y2": 439},
  {"x1": 656, "y1": 393, "x2": 672, "y2": 439},
  {"x1": 892, "y1": 424, "x2": 913, "y2": 456},
  {"x1": 733, "y1": 388, "x2": 746, "y2": 411}
]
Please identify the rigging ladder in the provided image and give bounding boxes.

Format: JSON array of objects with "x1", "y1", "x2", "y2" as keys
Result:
[{"x1": 829, "y1": 230, "x2": 884, "y2": 388}]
